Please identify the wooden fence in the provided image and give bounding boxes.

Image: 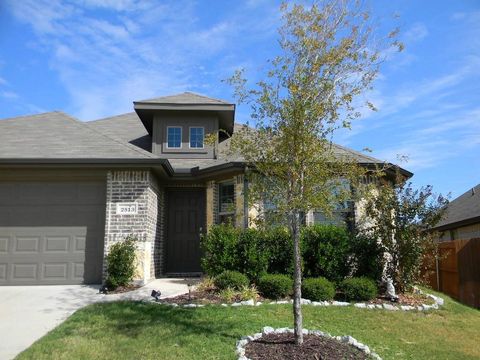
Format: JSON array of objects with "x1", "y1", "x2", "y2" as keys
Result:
[{"x1": 426, "y1": 238, "x2": 480, "y2": 308}]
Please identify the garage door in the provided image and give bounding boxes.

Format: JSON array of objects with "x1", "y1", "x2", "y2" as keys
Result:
[{"x1": 0, "y1": 181, "x2": 106, "y2": 285}]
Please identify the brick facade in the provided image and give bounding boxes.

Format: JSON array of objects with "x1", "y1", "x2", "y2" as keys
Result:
[{"x1": 103, "y1": 170, "x2": 163, "y2": 284}]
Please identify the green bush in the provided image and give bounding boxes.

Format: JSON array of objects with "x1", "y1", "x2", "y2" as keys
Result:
[
  {"x1": 201, "y1": 225, "x2": 239, "y2": 276},
  {"x1": 302, "y1": 224, "x2": 351, "y2": 283},
  {"x1": 105, "y1": 236, "x2": 137, "y2": 289},
  {"x1": 263, "y1": 227, "x2": 295, "y2": 275},
  {"x1": 234, "y1": 228, "x2": 270, "y2": 281},
  {"x1": 301, "y1": 277, "x2": 335, "y2": 301},
  {"x1": 340, "y1": 277, "x2": 378, "y2": 301},
  {"x1": 350, "y1": 234, "x2": 384, "y2": 282},
  {"x1": 214, "y1": 271, "x2": 249, "y2": 290},
  {"x1": 257, "y1": 274, "x2": 293, "y2": 299}
]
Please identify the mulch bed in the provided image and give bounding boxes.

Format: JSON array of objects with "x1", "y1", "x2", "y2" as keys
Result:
[
  {"x1": 366, "y1": 292, "x2": 434, "y2": 307},
  {"x1": 159, "y1": 289, "x2": 267, "y2": 305},
  {"x1": 245, "y1": 333, "x2": 371, "y2": 360}
]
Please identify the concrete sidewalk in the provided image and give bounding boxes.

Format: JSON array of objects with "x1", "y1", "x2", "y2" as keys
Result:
[{"x1": 0, "y1": 278, "x2": 190, "y2": 360}]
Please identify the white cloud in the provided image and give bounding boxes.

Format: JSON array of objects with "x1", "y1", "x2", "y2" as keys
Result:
[
  {"x1": 5, "y1": 0, "x2": 279, "y2": 120},
  {"x1": 0, "y1": 90, "x2": 19, "y2": 99}
]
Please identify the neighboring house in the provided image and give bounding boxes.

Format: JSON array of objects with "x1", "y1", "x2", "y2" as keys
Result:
[
  {"x1": 433, "y1": 184, "x2": 480, "y2": 241},
  {"x1": 0, "y1": 92, "x2": 412, "y2": 286}
]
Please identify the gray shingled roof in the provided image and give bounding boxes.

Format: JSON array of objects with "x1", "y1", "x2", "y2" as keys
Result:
[
  {"x1": 435, "y1": 184, "x2": 480, "y2": 229},
  {"x1": 88, "y1": 112, "x2": 151, "y2": 151},
  {"x1": 0, "y1": 111, "x2": 157, "y2": 159},
  {"x1": 136, "y1": 92, "x2": 231, "y2": 105}
]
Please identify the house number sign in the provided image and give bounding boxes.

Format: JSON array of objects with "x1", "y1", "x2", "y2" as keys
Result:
[{"x1": 116, "y1": 202, "x2": 138, "y2": 215}]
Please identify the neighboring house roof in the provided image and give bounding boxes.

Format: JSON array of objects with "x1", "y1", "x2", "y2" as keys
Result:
[
  {"x1": 0, "y1": 111, "x2": 160, "y2": 162},
  {"x1": 434, "y1": 184, "x2": 480, "y2": 230}
]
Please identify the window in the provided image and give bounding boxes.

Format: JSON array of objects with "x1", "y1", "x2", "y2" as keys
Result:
[
  {"x1": 189, "y1": 127, "x2": 204, "y2": 148},
  {"x1": 218, "y1": 182, "x2": 235, "y2": 224},
  {"x1": 167, "y1": 127, "x2": 182, "y2": 148}
]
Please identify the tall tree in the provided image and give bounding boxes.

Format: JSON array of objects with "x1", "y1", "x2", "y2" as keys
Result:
[{"x1": 226, "y1": 0, "x2": 401, "y2": 345}]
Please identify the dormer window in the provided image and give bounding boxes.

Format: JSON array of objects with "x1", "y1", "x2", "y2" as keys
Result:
[
  {"x1": 189, "y1": 127, "x2": 204, "y2": 149},
  {"x1": 167, "y1": 126, "x2": 182, "y2": 148}
]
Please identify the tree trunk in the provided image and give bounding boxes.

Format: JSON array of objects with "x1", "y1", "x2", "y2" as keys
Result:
[{"x1": 291, "y1": 210, "x2": 303, "y2": 345}]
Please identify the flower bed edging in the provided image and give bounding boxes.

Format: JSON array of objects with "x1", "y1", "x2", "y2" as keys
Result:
[
  {"x1": 235, "y1": 326, "x2": 382, "y2": 360},
  {"x1": 157, "y1": 292, "x2": 443, "y2": 312}
]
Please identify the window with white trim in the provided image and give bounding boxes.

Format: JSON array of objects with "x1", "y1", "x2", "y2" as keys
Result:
[
  {"x1": 167, "y1": 127, "x2": 182, "y2": 148},
  {"x1": 189, "y1": 127, "x2": 204, "y2": 148}
]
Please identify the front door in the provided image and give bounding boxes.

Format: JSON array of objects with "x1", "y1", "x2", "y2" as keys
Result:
[{"x1": 166, "y1": 188, "x2": 205, "y2": 273}]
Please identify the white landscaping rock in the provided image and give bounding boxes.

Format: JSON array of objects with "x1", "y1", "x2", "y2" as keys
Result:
[
  {"x1": 332, "y1": 301, "x2": 350, "y2": 306},
  {"x1": 354, "y1": 303, "x2": 366, "y2": 308},
  {"x1": 231, "y1": 302, "x2": 242, "y2": 307},
  {"x1": 262, "y1": 326, "x2": 275, "y2": 334},
  {"x1": 240, "y1": 299, "x2": 255, "y2": 306},
  {"x1": 301, "y1": 298, "x2": 312, "y2": 305},
  {"x1": 400, "y1": 305, "x2": 414, "y2": 311},
  {"x1": 383, "y1": 304, "x2": 398, "y2": 311}
]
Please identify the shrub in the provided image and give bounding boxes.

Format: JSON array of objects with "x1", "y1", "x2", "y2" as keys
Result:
[
  {"x1": 105, "y1": 235, "x2": 137, "y2": 289},
  {"x1": 201, "y1": 225, "x2": 239, "y2": 276},
  {"x1": 263, "y1": 227, "x2": 295, "y2": 275},
  {"x1": 302, "y1": 225, "x2": 351, "y2": 283},
  {"x1": 340, "y1": 277, "x2": 378, "y2": 301},
  {"x1": 257, "y1": 274, "x2": 293, "y2": 299},
  {"x1": 301, "y1": 277, "x2": 335, "y2": 301},
  {"x1": 239, "y1": 285, "x2": 260, "y2": 302},
  {"x1": 214, "y1": 271, "x2": 249, "y2": 290},
  {"x1": 350, "y1": 234, "x2": 384, "y2": 282},
  {"x1": 196, "y1": 277, "x2": 216, "y2": 292},
  {"x1": 219, "y1": 287, "x2": 237, "y2": 303},
  {"x1": 235, "y1": 228, "x2": 270, "y2": 281}
]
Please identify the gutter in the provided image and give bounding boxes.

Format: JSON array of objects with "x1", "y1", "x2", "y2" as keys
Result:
[{"x1": 0, "y1": 158, "x2": 174, "y2": 176}]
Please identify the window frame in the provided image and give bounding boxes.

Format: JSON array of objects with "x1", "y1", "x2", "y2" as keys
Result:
[
  {"x1": 217, "y1": 181, "x2": 235, "y2": 224},
  {"x1": 189, "y1": 126, "x2": 205, "y2": 149},
  {"x1": 166, "y1": 126, "x2": 182, "y2": 149}
]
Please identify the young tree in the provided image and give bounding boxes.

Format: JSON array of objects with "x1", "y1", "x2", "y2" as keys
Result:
[
  {"x1": 361, "y1": 178, "x2": 448, "y2": 292},
  {"x1": 226, "y1": 1, "x2": 401, "y2": 344}
]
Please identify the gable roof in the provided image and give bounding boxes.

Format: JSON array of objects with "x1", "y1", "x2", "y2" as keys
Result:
[
  {"x1": 0, "y1": 111, "x2": 159, "y2": 161},
  {"x1": 136, "y1": 92, "x2": 232, "y2": 105},
  {"x1": 434, "y1": 184, "x2": 480, "y2": 230}
]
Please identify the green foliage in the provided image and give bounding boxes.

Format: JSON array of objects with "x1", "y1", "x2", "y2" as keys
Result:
[
  {"x1": 234, "y1": 228, "x2": 270, "y2": 281},
  {"x1": 200, "y1": 225, "x2": 238, "y2": 276},
  {"x1": 257, "y1": 274, "x2": 293, "y2": 299},
  {"x1": 105, "y1": 236, "x2": 137, "y2": 289},
  {"x1": 214, "y1": 271, "x2": 249, "y2": 291},
  {"x1": 219, "y1": 287, "x2": 237, "y2": 303},
  {"x1": 301, "y1": 277, "x2": 335, "y2": 301},
  {"x1": 340, "y1": 277, "x2": 378, "y2": 301},
  {"x1": 350, "y1": 234, "x2": 384, "y2": 282},
  {"x1": 195, "y1": 277, "x2": 216, "y2": 293},
  {"x1": 201, "y1": 225, "x2": 294, "y2": 281},
  {"x1": 361, "y1": 179, "x2": 448, "y2": 291},
  {"x1": 302, "y1": 224, "x2": 351, "y2": 283},
  {"x1": 239, "y1": 285, "x2": 260, "y2": 302}
]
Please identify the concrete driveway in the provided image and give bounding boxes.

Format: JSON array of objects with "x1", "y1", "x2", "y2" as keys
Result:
[{"x1": 0, "y1": 279, "x2": 190, "y2": 360}]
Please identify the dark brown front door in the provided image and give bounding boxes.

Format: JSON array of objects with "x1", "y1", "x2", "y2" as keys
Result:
[{"x1": 166, "y1": 188, "x2": 205, "y2": 273}]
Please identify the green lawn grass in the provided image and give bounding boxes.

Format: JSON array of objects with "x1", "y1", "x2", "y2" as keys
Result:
[{"x1": 17, "y1": 292, "x2": 480, "y2": 360}]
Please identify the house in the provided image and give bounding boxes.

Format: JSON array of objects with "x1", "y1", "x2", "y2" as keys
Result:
[
  {"x1": 433, "y1": 184, "x2": 480, "y2": 241},
  {"x1": 0, "y1": 92, "x2": 412, "y2": 286}
]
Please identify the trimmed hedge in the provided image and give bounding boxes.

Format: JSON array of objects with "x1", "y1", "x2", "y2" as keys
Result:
[
  {"x1": 201, "y1": 225, "x2": 293, "y2": 281},
  {"x1": 257, "y1": 274, "x2": 293, "y2": 299},
  {"x1": 302, "y1": 225, "x2": 351, "y2": 283},
  {"x1": 214, "y1": 271, "x2": 249, "y2": 290},
  {"x1": 340, "y1": 277, "x2": 378, "y2": 301},
  {"x1": 301, "y1": 277, "x2": 335, "y2": 301}
]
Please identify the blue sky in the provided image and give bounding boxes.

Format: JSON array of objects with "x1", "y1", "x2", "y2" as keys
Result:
[{"x1": 0, "y1": 0, "x2": 479, "y2": 198}]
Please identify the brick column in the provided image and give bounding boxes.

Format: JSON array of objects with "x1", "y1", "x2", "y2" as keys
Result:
[{"x1": 103, "y1": 170, "x2": 163, "y2": 285}]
